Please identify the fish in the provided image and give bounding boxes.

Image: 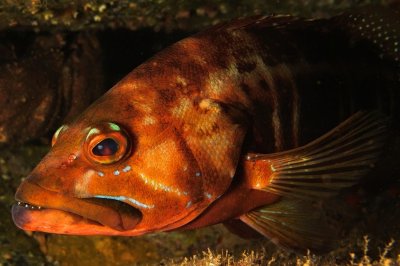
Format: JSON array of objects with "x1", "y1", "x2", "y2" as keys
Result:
[{"x1": 11, "y1": 5, "x2": 400, "y2": 253}]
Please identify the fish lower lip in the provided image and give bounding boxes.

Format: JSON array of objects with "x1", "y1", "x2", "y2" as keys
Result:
[
  {"x1": 14, "y1": 181, "x2": 142, "y2": 232},
  {"x1": 12, "y1": 204, "x2": 105, "y2": 234}
]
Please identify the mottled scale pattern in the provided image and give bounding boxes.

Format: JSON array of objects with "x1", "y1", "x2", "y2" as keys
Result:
[{"x1": 170, "y1": 96, "x2": 246, "y2": 200}]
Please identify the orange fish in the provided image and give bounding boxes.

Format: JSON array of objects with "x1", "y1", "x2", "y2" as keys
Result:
[{"x1": 12, "y1": 6, "x2": 399, "y2": 253}]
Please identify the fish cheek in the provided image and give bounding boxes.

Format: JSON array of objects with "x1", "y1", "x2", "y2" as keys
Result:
[
  {"x1": 69, "y1": 128, "x2": 206, "y2": 231},
  {"x1": 125, "y1": 131, "x2": 206, "y2": 229}
]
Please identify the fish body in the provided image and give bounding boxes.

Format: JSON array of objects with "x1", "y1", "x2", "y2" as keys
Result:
[{"x1": 12, "y1": 6, "x2": 399, "y2": 253}]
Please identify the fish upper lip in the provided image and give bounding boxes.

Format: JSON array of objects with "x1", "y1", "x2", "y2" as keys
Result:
[
  {"x1": 15, "y1": 201, "x2": 43, "y2": 210},
  {"x1": 14, "y1": 180, "x2": 142, "y2": 231}
]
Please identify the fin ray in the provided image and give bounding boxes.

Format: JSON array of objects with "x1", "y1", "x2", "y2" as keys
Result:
[
  {"x1": 240, "y1": 198, "x2": 338, "y2": 253},
  {"x1": 248, "y1": 111, "x2": 388, "y2": 199}
]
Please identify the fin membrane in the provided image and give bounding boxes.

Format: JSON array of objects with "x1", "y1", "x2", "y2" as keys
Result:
[
  {"x1": 334, "y1": 5, "x2": 400, "y2": 66},
  {"x1": 223, "y1": 219, "x2": 263, "y2": 239},
  {"x1": 240, "y1": 198, "x2": 339, "y2": 253},
  {"x1": 247, "y1": 111, "x2": 388, "y2": 200}
]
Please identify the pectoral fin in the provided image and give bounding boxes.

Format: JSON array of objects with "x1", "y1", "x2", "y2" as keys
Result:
[
  {"x1": 240, "y1": 198, "x2": 338, "y2": 253},
  {"x1": 240, "y1": 112, "x2": 388, "y2": 253},
  {"x1": 247, "y1": 111, "x2": 388, "y2": 199}
]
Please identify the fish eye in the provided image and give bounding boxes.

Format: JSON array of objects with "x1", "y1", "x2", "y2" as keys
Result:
[
  {"x1": 85, "y1": 122, "x2": 130, "y2": 164},
  {"x1": 52, "y1": 125, "x2": 67, "y2": 146}
]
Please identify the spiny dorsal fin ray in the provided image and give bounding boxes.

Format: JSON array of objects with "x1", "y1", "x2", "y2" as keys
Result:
[
  {"x1": 240, "y1": 198, "x2": 339, "y2": 253},
  {"x1": 199, "y1": 15, "x2": 305, "y2": 34},
  {"x1": 247, "y1": 111, "x2": 388, "y2": 200},
  {"x1": 333, "y1": 5, "x2": 400, "y2": 66}
]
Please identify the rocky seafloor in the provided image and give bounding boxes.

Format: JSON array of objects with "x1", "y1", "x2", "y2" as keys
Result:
[{"x1": 0, "y1": 0, "x2": 399, "y2": 265}]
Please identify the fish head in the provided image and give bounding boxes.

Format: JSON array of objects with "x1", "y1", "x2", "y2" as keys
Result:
[{"x1": 11, "y1": 86, "x2": 211, "y2": 235}]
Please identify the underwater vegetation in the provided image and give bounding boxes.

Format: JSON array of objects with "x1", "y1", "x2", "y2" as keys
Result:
[
  {"x1": 169, "y1": 237, "x2": 399, "y2": 266},
  {"x1": 0, "y1": 0, "x2": 399, "y2": 265}
]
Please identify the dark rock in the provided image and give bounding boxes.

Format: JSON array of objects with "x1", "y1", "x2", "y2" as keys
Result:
[{"x1": 0, "y1": 32, "x2": 104, "y2": 144}]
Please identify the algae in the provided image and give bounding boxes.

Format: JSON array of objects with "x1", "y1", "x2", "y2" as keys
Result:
[{"x1": 0, "y1": 145, "x2": 48, "y2": 265}]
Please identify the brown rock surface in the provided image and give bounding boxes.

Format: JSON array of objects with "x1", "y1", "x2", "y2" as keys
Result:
[{"x1": 0, "y1": 32, "x2": 104, "y2": 144}]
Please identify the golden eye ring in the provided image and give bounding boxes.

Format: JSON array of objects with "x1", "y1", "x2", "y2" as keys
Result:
[
  {"x1": 84, "y1": 123, "x2": 130, "y2": 165},
  {"x1": 52, "y1": 125, "x2": 68, "y2": 147}
]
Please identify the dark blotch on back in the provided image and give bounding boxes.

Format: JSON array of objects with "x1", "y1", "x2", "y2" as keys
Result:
[{"x1": 237, "y1": 61, "x2": 257, "y2": 74}]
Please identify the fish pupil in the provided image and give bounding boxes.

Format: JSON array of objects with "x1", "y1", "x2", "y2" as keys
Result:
[{"x1": 93, "y1": 138, "x2": 119, "y2": 156}]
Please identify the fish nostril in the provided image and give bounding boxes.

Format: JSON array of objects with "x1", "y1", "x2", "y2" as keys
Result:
[{"x1": 67, "y1": 154, "x2": 77, "y2": 164}]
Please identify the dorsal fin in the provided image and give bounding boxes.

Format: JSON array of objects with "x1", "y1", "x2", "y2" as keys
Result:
[
  {"x1": 333, "y1": 5, "x2": 400, "y2": 65},
  {"x1": 197, "y1": 6, "x2": 399, "y2": 66},
  {"x1": 194, "y1": 14, "x2": 311, "y2": 37}
]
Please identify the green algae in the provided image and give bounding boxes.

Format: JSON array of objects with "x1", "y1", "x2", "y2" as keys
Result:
[{"x1": 0, "y1": 145, "x2": 48, "y2": 265}]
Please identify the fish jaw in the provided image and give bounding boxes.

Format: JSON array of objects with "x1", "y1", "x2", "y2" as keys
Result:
[
  {"x1": 12, "y1": 180, "x2": 145, "y2": 235},
  {"x1": 12, "y1": 173, "x2": 209, "y2": 235}
]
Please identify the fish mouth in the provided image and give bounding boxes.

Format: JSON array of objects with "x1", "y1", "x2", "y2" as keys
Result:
[{"x1": 12, "y1": 181, "x2": 143, "y2": 235}]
